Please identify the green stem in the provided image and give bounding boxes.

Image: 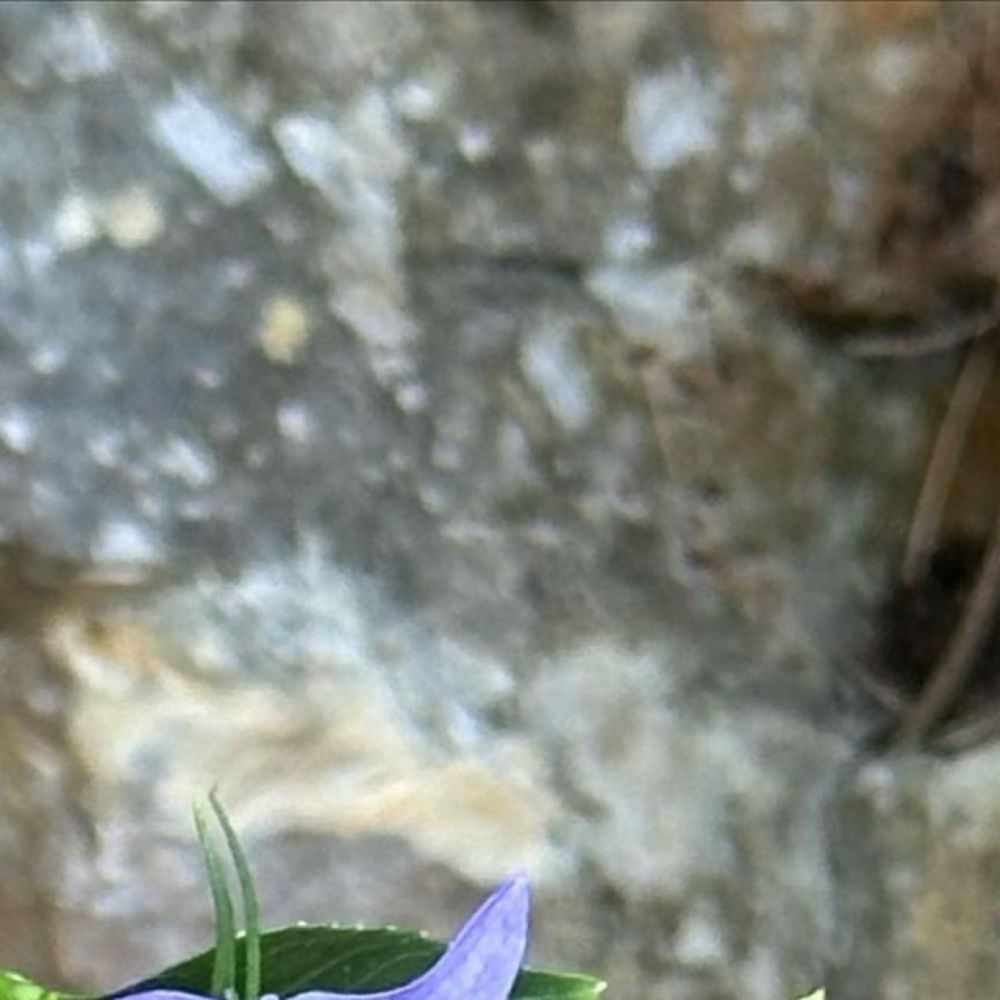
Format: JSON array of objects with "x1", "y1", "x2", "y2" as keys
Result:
[
  {"x1": 210, "y1": 792, "x2": 261, "y2": 1000},
  {"x1": 193, "y1": 803, "x2": 237, "y2": 999}
]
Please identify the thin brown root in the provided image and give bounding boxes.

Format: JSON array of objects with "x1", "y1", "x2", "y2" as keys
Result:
[
  {"x1": 902, "y1": 334, "x2": 998, "y2": 585},
  {"x1": 895, "y1": 503, "x2": 1000, "y2": 747},
  {"x1": 935, "y1": 699, "x2": 1000, "y2": 753},
  {"x1": 845, "y1": 314, "x2": 1000, "y2": 358}
]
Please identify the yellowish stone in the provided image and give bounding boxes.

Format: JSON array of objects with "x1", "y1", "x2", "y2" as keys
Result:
[
  {"x1": 100, "y1": 186, "x2": 165, "y2": 249},
  {"x1": 258, "y1": 294, "x2": 311, "y2": 365},
  {"x1": 45, "y1": 608, "x2": 556, "y2": 883}
]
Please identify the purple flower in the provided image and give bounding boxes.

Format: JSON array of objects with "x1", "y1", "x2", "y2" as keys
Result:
[{"x1": 127, "y1": 875, "x2": 531, "y2": 1000}]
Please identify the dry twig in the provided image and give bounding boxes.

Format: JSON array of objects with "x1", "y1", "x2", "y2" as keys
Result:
[
  {"x1": 896, "y1": 501, "x2": 1000, "y2": 745},
  {"x1": 844, "y1": 313, "x2": 1000, "y2": 359},
  {"x1": 902, "y1": 334, "x2": 999, "y2": 586}
]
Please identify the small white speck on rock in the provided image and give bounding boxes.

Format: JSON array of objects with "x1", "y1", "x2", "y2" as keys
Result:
[
  {"x1": 457, "y1": 123, "x2": 494, "y2": 162},
  {"x1": 52, "y1": 192, "x2": 99, "y2": 251},
  {"x1": 520, "y1": 316, "x2": 596, "y2": 433},
  {"x1": 602, "y1": 215, "x2": 657, "y2": 261},
  {"x1": 91, "y1": 518, "x2": 162, "y2": 566},
  {"x1": 276, "y1": 400, "x2": 315, "y2": 443},
  {"x1": 0, "y1": 408, "x2": 36, "y2": 454},
  {"x1": 393, "y1": 380, "x2": 429, "y2": 414},
  {"x1": 673, "y1": 903, "x2": 728, "y2": 966},
  {"x1": 157, "y1": 437, "x2": 217, "y2": 488}
]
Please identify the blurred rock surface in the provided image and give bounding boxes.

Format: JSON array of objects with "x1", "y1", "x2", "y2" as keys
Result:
[{"x1": 0, "y1": 3, "x2": 996, "y2": 998}]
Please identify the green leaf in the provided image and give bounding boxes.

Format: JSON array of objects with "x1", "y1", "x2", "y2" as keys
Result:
[
  {"x1": 207, "y1": 793, "x2": 260, "y2": 1000},
  {"x1": 116, "y1": 925, "x2": 606, "y2": 1000},
  {"x1": 193, "y1": 803, "x2": 237, "y2": 999},
  {"x1": 0, "y1": 970, "x2": 81, "y2": 1000}
]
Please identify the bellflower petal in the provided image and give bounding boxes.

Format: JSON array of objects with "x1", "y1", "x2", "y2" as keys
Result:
[
  {"x1": 293, "y1": 874, "x2": 531, "y2": 1000},
  {"x1": 122, "y1": 993, "x2": 208, "y2": 1000}
]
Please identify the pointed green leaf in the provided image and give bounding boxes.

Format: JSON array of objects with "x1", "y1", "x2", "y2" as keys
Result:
[
  {"x1": 193, "y1": 803, "x2": 236, "y2": 998},
  {"x1": 207, "y1": 794, "x2": 260, "y2": 1000},
  {"x1": 117, "y1": 925, "x2": 606, "y2": 1000}
]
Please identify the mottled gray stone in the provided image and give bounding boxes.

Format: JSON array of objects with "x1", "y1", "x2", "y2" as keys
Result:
[{"x1": 0, "y1": 3, "x2": 992, "y2": 1000}]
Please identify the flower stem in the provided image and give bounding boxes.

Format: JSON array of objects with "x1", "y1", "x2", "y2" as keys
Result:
[
  {"x1": 194, "y1": 802, "x2": 237, "y2": 1000},
  {"x1": 210, "y1": 792, "x2": 261, "y2": 1000}
]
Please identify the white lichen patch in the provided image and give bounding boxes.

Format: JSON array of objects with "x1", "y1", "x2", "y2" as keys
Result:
[
  {"x1": 457, "y1": 122, "x2": 495, "y2": 163},
  {"x1": 156, "y1": 436, "x2": 217, "y2": 488},
  {"x1": 52, "y1": 192, "x2": 100, "y2": 251},
  {"x1": 9, "y1": 9, "x2": 118, "y2": 88},
  {"x1": 520, "y1": 317, "x2": 596, "y2": 433},
  {"x1": 0, "y1": 407, "x2": 36, "y2": 454},
  {"x1": 673, "y1": 900, "x2": 729, "y2": 966},
  {"x1": 86, "y1": 427, "x2": 126, "y2": 468},
  {"x1": 91, "y1": 517, "x2": 163, "y2": 566},
  {"x1": 152, "y1": 89, "x2": 272, "y2": 204},
  {"x1": 273, "y1": 93, "x2": 407, "y2": 213},
  {"x1": 43, "y1": 11, "x2": 117, "y2": 81},
  {"x1": 275, "y1": 95, "x2": 416, "y2": 373},
  {"x1": 625, "y1": 63, "x2": 725, "y2": 170},
  {"x1": 587, "y1": 262, "x2": 709, "y2": 362},
  {"x1": 393, "y1": 66, "x2": 452, "y2": 123},
  {"x1": 331, "y1": 282, "x2": 417, "y2": 351},
  {"x1": 274, "y1": 114, "x2": 356, "y2": 208},
  {"x1": 601, "y1": 215, "x2": 656, "y2": 262},
  {"x1": 258, "y1": 295, "x2": 311, "y2": 365},
  {"x1": 276, "y1": 399, "x2": 315, "y2": 444}
]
